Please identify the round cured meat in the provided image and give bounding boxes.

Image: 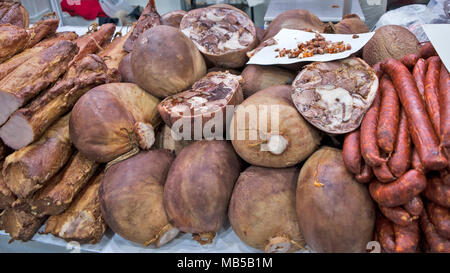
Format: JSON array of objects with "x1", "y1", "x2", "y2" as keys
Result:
[
  {"x1": 180, "y1": 4, "x2": 257, "y2": 68},
  {"x1": 158, "y1": 71, "x2": 243, "y2": 140},
  {"x1": 291, "y1": 57, "x2": 379, "y2": 134}
]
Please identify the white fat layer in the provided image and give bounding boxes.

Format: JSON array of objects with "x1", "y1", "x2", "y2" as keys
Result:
[
  {"x1": 135, "y1": 122, "x2": 155, "y2": 150},
  {"x1": 171, "y1": 104, "x2": 191, "y2": 114},
  {"x1": 209, "y1": 74, "x2": 240, "y2": 87},
  {"x1": 186, "y1": 96, "x2": 208, "y2": 108},
  {"x1": 59, "y1": 211, "x2": 93, "y2": 237},
  {"x1": 0, "y1": 114, "x2": 34, "y2": 150},
  {"x1": 205, "y1": 11, "x2": 225, "y2": 22},
  {"x1": 266, "y1": 135, "x2": 288, "y2": 155},
  {"x1": 315, "y1": 86, "x2": 353, "y2": 127},
  {"x1": 217, "y1": 31, "x2": 242, "y2": 51}
]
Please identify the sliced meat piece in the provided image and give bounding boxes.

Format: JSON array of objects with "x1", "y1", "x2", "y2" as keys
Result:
[{"x1": 291, "y1": 57, "x2": 378, "y2": 134}]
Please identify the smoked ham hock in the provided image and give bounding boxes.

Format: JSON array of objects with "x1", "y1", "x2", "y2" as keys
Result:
[
  {"x1": 70, "y1": 83, "x2": 160, "y2": 163},
  {"x1": 0, "y1": 54, "x2": 113, "y2": 150}
]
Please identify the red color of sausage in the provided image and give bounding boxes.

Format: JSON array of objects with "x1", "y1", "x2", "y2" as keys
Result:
[
  {"x1": 423, "y1": 176, "x2": 450, "y2": 208},
  {"x1": 360, "y1": 90, "x2": 386, "y2": 167},
  {"x1": 373, "y1": 162, "x2": 396, "y2": 183},
  {"x1": 403, "y1": 196, "x2": 424, "y2": 216},
  {"x1": 376, "y1": 214, "x2": 396, "y2": 253},
  {"x1": 377, "y1": 75, "x2": 400, "y2": 154},
  {"x1": 369, "y1": 169, "x2": 427, "y2": 207},
  {"x1": 441, "y1": 169, "x2": 450, "y2": 186},
  {"x1": 379, "y1": 205, "x2": 417, "y2": 226},
  {"x1": 372, "y1": 62, "x2": 383, "y2": 79},
  {"x1": 420, "y1": 210, "x2": 450, "y2": 253},
  {"x1": 355, "y1": 162, "x2": 373, "y2": 184},
  {"x1": 342, "y1": 130, "x2": 361, "y2": 174},
  {"x1": 424, "y1": 56, "x2": 442, "y2": 136},
  {"x1": 439, "y1": 63, "x2": 450, "y2": 148},
  {"x1": 419, "y1": 42, "x2": 438, "y2": 59},
  {"x1": 411, "y1": 148, "x2": 426, "y2": 173},
  {"x1": 427, "y1": 202, "x2": 450, "y2": 239},
  {"x1": 413, "y1": 58, "x2": 427, "y2": 98},
  {"x1": 400, "y1": 54, "x2": 419, "y2": 70},
  {"x1": 393, "y1": 220, "x2": 420, "y2": 253},
  {"x1": 388, "y1": 110, "x2": 411, "y2": 178},
  {"x1": 381, "y1": 58, "x2": 447, "y2": 171}
]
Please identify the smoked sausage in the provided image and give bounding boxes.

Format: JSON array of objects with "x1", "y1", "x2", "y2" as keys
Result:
[
  {"x1": 412, "y1": 58, "x2": 426, "y2": 98},
  {"x1": 388, "y1": 110, "x2": 411, "y2": 178},
  {"x1": 420, "y1": 210, "x2": 450, "y2": 253},
  {"x1": 373, "y1": 162, "x2": 396, "y2": 183},
  {"x1": 381, "y1": 58, "x2": 447, "y2": 171},
  {"x1": 377, "y1": 75, "x2": 400, "y2": 154},
  {"x1": 440, "y1": 63, "x2": 450, "y2": 148},
  {"x1": 427, "y1": 202, "x2": 450, "y2": 239},
  {"x1": 369, "y1": 169, "x2": 427, "y2": 207},
  {"x1": 393, "y1": 220, "x2": 420, "y2": 253},
  {"x1": 419, "y1": 42, "x2": 438, "y2": 59},
  {"x1": 375, "y1": 214, "x2": 395, "y2": 253},
  {"x1": 379, "y1": 205, "x2": 417, "y2": 226},
  {"x1": 361, "y1": 90, "x2": 386, "y2": 167},
  {"x1": 355, "y1": 162, "x2": 373, "y2": 184},
  {"x1": 400, "y1": 54, "x2": 419, "y2": 70},
  {"x1": 424, "y1": 56, "x2": 441, "y2": 136},
  {"x1": 423, "y1": 176, "x2": 450, "y2": 208},
  {"x1": 403, "y1": 196, "x2": 424, "y2": 216},
  {"x1": 342, "y1": 129, "x2": 361, "y2": 174}
]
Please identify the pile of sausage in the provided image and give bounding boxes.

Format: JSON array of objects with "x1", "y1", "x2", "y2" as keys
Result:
[{"x1": 343, "y1": 42, "x2": 450, "y2": 253}]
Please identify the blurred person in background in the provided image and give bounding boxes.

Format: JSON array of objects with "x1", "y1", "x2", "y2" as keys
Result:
[{"x1": 60, "y1": 0, "x2": 141, "y2": 25}]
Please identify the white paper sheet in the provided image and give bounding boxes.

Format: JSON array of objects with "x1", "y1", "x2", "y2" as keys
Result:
[
  {"x1": 0, "y1": 223, "x2": 311, "y2": 253},
  {"x1": 422, "y1": 24, "x2": 450, "y2": 72},
  {"x1": 247, "y1": 28, "x2": 375, "y2": 65}
]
